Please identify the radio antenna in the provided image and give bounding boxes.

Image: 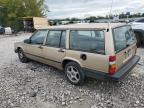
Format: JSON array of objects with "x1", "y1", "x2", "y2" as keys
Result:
[
  {"x1": 108, "y1": 0, "x2": 114, "y2": 31},
  {"x1": 109, "y1": 0, "x2": 114, "y2": 18}
]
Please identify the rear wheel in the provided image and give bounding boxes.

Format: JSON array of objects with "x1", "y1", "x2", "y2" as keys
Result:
[
  {"x1": 65, "y1": 62, "x2": 85, "y2": 85},
  {"x1": 18, "y1": 48, "x2": 29, "y2": 63}
]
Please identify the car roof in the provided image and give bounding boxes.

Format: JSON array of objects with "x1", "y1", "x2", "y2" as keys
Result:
[{"x1": 39, "y1": 23, "x2": 127, "y2": 30}]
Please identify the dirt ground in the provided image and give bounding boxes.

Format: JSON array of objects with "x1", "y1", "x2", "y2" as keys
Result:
[{"x1": 0, "y1": 33, "x2": 144, "y2": 108}]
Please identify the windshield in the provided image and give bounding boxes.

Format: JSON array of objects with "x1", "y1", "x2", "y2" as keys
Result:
[{"x1": 113, "y1": 25, "x2": 136, "y2": 53}]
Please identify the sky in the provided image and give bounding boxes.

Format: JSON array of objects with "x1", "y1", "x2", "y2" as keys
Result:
[{"x1": 46, "y1": 0, "x2": 144, "y2": 19}]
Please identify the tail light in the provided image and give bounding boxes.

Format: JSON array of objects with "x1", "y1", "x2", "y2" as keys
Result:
[{"x1": 109, "y1": 56, "x2": 116, "y2": 75}]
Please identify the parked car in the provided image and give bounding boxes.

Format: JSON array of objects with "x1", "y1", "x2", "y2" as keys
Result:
[
  {"x1": 0, "y1": 26, "x2": 14, "y2": 35},
  {"x1": 14, "y1": 23, "x2": 140, "y2": 85},
  {"x1": 130, "y1": 18, "x2": 144, "y2": 47},
  {"x1": 0, "y1": 26, "x2": 5, "y2": 34},
  {"x1": 5, "y1": 27, "x2": 12, "y2": 34}
]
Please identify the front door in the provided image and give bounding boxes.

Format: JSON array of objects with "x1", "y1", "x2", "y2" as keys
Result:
[
  {"x1": 25, "y1": 30, "x2": 48, "y2": 61},
  {"x1": 42, "y1": 30, "x2": 66, "y2": 69}
]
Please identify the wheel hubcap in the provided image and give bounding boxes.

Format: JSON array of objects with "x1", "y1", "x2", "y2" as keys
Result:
[
  {"x1": 66, "y1": 66, "x2": 80, "y2": 83},
  {"x1": 19, "y1": 51, "x2": 24, "y2": 59}
]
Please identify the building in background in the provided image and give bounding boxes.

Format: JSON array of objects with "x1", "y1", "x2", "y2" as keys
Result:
[{"x1": 22, "y1": 17, "x2": 49, "y2": 32}]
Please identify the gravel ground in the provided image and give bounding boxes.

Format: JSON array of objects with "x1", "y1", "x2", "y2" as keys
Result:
[{"x1": 0, "y1": 33, "x2": 144, "y2": 108}]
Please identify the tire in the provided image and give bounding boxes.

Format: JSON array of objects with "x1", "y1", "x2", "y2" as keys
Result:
[
  {"x1": 65, "y1": 62, "x2": 85, "y2": 85},
  {"x1": 18, "y1": 48, "x2": 29, "y2": 63}
]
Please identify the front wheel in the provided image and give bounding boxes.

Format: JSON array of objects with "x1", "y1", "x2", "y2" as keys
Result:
[
  {"x1": 18, "y1": 48, "x2": 29, "y2": 63},
  {"x1": 65, "y1": 62, "x2": 85, "y2": 85}
]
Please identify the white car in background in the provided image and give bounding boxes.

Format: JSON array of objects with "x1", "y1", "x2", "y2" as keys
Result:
[
  {"x1": 130, "y1": 18, "x2": 144, "y2": 47},
  {"x1": 0, "y1": 26, "x2": 13, "y2": 35},
  {"x1": 5, "y1": 27, "x2": 12, "y2": 35}
]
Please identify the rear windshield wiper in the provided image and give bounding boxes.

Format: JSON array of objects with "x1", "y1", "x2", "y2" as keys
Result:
[{"x1": 126, "y1": 44, "x2": 130, "y2": 47}]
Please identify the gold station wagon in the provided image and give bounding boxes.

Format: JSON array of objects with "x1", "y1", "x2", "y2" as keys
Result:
[{"x1": 14, "y1": 23, "x2": 140, "y2": 85}]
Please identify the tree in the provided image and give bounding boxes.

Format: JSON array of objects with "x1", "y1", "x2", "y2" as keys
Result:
[
  {"x1": 0, "y1": 0, "x2": 47, "y2": 30},
  {"x1": 85, "y1": 16, "x2": 97, "y2": 22}
]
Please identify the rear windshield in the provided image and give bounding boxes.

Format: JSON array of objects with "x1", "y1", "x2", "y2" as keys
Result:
[
  {"x1": 70, "y1": 30, "x2": 105, "y2": 54},
  {"x1": 112, "y1": 26, "x2": 136, "y2": 53}
]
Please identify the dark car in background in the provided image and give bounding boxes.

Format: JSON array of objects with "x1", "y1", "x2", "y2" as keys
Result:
[
  {"x1": 130, "y1": 18, "x2": 144, "y2": 47},
  {"x1": 0, "y1": 26, "x2": 5, "y2": 34}
]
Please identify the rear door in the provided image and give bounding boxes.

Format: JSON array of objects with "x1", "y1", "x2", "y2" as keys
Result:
[
  {"x1": 112, "y1": 25, "x2": 137, "y2": 69},
  {"x1": 42, "y1": 30, "x2": 66, "y2": 69}
]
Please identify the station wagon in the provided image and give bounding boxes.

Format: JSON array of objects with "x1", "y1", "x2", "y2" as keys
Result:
[{"x1": 14, "y1": 23, "x2": 140, "y2": 85}]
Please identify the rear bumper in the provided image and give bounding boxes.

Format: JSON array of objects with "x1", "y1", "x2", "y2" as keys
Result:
[
  {"x1": 83, "y1": 55, "x2": 140, "y2": 81},
  {"x1": 109, "y1": 55, "x2": 140, "y2": 81}
]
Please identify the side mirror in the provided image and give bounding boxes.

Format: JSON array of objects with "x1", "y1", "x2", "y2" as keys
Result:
[{"x1": 24, "y1": 39, "x2": 30, "y2": 44}]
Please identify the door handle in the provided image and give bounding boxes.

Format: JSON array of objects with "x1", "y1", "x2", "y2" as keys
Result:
[
  {"x1": 58, "y1": 48, "x2": 65, "y2": 53},
  {"x1": 38, "y1": 45, "x2": 43, "y2": 49}
]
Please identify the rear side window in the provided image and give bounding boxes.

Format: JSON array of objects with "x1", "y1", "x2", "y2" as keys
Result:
[
  {"x1": 70, "y1": 30, "x2": 105, "y2": 54},
  {"x1": 46, "y1": 30, "x2": 66, "y2": 48},
  {"x1": 60, "y1": 31, "x2": 66, "y2": 48},
  {"x1": 113, "y1": 26, "x2": 136, "y2": 52}
]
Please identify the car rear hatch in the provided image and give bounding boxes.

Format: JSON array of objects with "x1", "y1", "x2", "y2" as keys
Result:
[{"x1": 112, "y1": 25, "x2": 137, "y2": 70}]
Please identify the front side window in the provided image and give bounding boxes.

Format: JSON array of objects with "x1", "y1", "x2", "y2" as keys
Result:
[
  {"x1": 70, "y1": 30, "x2": 105, "y2": 54},
  {"x1": 30, "y1": 30, "x2": 47, "y2": 44},
  {"x1": 46, "y1": 30, "x2": 66, "y2": 48},
  {"x1": 113, "y1": 26, "x2": 136, "y2": 52}
]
